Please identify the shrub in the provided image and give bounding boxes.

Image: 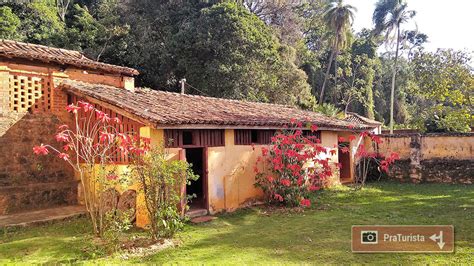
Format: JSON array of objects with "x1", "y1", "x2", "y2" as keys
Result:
[
  {"x1": 254, "y1": 120, "x2": 399, "y2": 207},
  {"x1": 254, "y1": 121, "x2": 329, "y2": 207},
  {"x1": 33, "y1": 101, "x2": 137, "y2": 237},
  {"x1": 129, "y1": 145, "x2": 198, "y2": 240}
]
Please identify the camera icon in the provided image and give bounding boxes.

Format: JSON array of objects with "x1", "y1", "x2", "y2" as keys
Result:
[{"x1": 361, "y1": 231, "x2": 378, "y2": 244}]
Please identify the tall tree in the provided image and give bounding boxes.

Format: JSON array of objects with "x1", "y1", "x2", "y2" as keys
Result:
[
  {"x1": 409, "y1": 49, "x2": 473, "y2": 132},
  {"x1": 238, "y1": 0, "x2": 305, "y2": 46},
  {"x1": 319, "y1": 0, "x2": 356, "y2": 103},
  {"x1": 0, "y1": 6, "x2": 21, "y2": 40},
  {"x1": 373, "y1": 0, "x2": 415, "y2": 133},
  {"x1": 172, "y1": 2, "x2": 312, "y2": 105}
]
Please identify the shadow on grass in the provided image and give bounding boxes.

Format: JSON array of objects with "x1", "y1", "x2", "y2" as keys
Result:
[{"x1": 0, "y1": 218, "x2": 105, "y2": 264}]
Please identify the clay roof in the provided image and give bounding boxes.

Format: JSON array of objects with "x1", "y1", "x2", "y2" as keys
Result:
[
  {"x1": 0, "y1": 39, "x2": 138, "y2": 76},
  {"x1": 344, "y1": 112, "x2": 382, "y2": 126},
  {"x1": 60, "y1": 80, "x2": 374, "y2": 130}
]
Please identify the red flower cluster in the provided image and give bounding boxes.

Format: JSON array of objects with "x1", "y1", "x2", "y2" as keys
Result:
[
  {"x1": 254, "y1": 120, "x2": 331, "y2": 207},
  {"x1": 66, "y1": 104, "x2": 81, "y2": 114},
  {"x1": 106, "y1": 173, "x2": 119, "y2": 181},
  {"x1": 300, "y1": 198, "x2": 311, "y2": 207},
  {"x1": 55, "y1": 133, "x2": 69, "y2": 142},
  {"x1": 78, "y1": 101, "x2": 94, "y2": 113},
  {"x1": 33, "y1": 144, "x2": 49, "y2": 155},
  {"x1": 379, "y1": 152, "x2": 400, "y2": 172},
  {"x1": 58, "y1": 153, "x2": 69, "y2": 160},
  {"x1": 34, "y1": 101, "x2": 150, "y2": 167}
]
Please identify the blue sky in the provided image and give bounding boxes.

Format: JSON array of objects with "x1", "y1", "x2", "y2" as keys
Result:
[{"x1": 347, "y1": 0, "x2": 474, "y2": 52}]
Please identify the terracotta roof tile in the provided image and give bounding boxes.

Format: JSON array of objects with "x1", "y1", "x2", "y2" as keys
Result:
[
  {"x1": 0, "y1": 39, "x2": 138, "y2": 76},
  {"x1": 60, "y1": 80, "x2": 373, "y2": 130},
  {"x1": 344, "y1": 112, "x2": 382, "y2": 126}
]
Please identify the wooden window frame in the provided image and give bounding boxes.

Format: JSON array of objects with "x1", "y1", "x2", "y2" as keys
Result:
[
  {"x1": 165, "y1": 129, "x2": 225, "y2": 148},
  {"x1": 234, "y1": 129, "x2": 276, "y2": 145}
]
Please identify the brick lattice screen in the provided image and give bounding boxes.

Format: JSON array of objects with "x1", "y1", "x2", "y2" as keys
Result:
[{"x1": 9, "y1": 73, "x2": 51, "y2": 112}]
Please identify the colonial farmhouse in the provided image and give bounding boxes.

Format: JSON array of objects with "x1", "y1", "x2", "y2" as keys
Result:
[{"x1": 0, "y1": 40, "x2": 380, "y2": 227}]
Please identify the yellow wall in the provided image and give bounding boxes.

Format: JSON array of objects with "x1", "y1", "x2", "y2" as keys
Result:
[
  {"x1": 422, "y1": 135, "x2": 473, "y2": 159},
  {"x1": 376, "y1": 136, "x2": 412, "y2": 160},
  {"x1": 375, "y1": 135, "x2": 473, "y2": 160},
  {"x1": 74, "y1": 127, "x2": 181, "y2": 228},
  {"x1": 136, "y1": 127, "x2": 181, "y2": 227},
  {"x1": 206, "y1": 130, "x2": 265, "y2": 214}
]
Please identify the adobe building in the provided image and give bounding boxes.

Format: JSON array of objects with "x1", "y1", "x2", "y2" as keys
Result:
[{"x1": 0, "y1": 40, "x2": 378, "y2": 227}]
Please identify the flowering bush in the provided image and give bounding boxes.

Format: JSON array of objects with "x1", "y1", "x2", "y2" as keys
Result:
[
  {"x1": 254, "y1": 121, "x2": 329, "y2": 207},
  {"x1": 352, "y1": 133, "x2": 400, "y2": 185},
  {"x1": 254, "y1": 120, "x2": 398, "y2": 208},
  {"x1": 33, "y1": 101, "x2": 147, "y2": 237}
]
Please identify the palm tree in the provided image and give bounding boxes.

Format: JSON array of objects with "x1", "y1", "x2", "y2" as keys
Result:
[
  {"x1": 372, "y1": 0, "x2": 415, "y2": 133},
  {"x1": 320, "y1": 0, "x2": 356, "y2": 103}
]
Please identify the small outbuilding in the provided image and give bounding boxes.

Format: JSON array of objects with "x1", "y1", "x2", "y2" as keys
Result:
[{"x1": 0, "y1": 40, "x2": 379, "y2": 226}]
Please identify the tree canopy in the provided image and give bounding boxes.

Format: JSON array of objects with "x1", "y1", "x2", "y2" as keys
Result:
[{"x1": 0, "y1": 0, "x2": 472, "y2": 132}]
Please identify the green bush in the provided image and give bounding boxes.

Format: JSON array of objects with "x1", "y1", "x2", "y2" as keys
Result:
[{"x1": 130, "y1": 145, "x2": 198, "y2": 240}]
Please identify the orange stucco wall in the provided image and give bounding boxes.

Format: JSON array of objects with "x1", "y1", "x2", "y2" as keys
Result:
[
  {"x1": 375, "y1": 136, "x2": 412, "y2": 160},
  {"x1": 375, "y1": 134, "x2": 473, "y2": 160},
  {"x1": 421, "y1": 135, "x2": 473, "y2": 159},
  {"x1": 206, "y1": 129, "x2": 265, "y2": 214}
]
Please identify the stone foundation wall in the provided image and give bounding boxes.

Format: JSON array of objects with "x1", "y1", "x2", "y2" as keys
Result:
[
  {"x1": 378, "y1": 133, "x2": 473, "y2": 184},
  {"x1": 0, "y1": 112, "x2": 77, "y2": 215},
  {"x1": 422, "y1": 159, "x2": 473, "y2": 184},
  {"x1": 387, "y1": 159, "x2": 473, "y2": 184}
]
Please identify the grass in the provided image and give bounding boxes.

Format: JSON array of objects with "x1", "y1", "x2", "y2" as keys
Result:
[{"x1": 0, "y1": 182, "x2": 473, "y2": 264}]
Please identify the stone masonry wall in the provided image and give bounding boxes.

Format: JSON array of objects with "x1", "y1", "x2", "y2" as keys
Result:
[
  {"x1": 0, "y1": 112, "x2": 77, "y2": 215},
  {"x1": 378, "y1": 133, "x2": 473, "y2": 184}
]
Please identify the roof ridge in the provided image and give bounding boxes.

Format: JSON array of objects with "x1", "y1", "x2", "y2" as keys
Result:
[
  {"x1": 0, "y1": 39, "x2": 139, "y2": 76},
  {"x1": 1, "y1": 39, "x2": 83, "y2": 55}
]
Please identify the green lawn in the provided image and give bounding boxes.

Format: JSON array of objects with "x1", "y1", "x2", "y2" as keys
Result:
[{"x1": 1, "y1": 182, "x2": 473, "y2": 264}]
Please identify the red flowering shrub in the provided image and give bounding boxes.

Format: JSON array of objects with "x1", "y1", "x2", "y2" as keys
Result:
[
  {"x1": 255, "y1": 120, "x2": 399, "y2": 207},
  {"x1": 354, "y1": 135, "x2": 400, "y2": 185},
  {"x1": 254, "y1": 122, "x2": 329, "y2": 207},
  {"x1": 33, "y1": 101, "x2": 149, "y2": 237}
]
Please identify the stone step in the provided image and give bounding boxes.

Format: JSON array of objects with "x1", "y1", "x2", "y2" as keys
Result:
[
  {"x1": 186, "y1": 208, "x2": 208, "y2": 219},
  {"x1": 190, "y1": 215, "x2": 215, "y2": 224},
  {"x1": 0, "y1": 205, "x2": 87, "y2": 229}
]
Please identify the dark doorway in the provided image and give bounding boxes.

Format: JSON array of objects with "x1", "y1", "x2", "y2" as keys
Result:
[
  {"x1": 185, "y1": 148, "x2": 206, "y2": 210},
  {"x1": 338, "y1": 142, "x2": 351, "y2": 181}
]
